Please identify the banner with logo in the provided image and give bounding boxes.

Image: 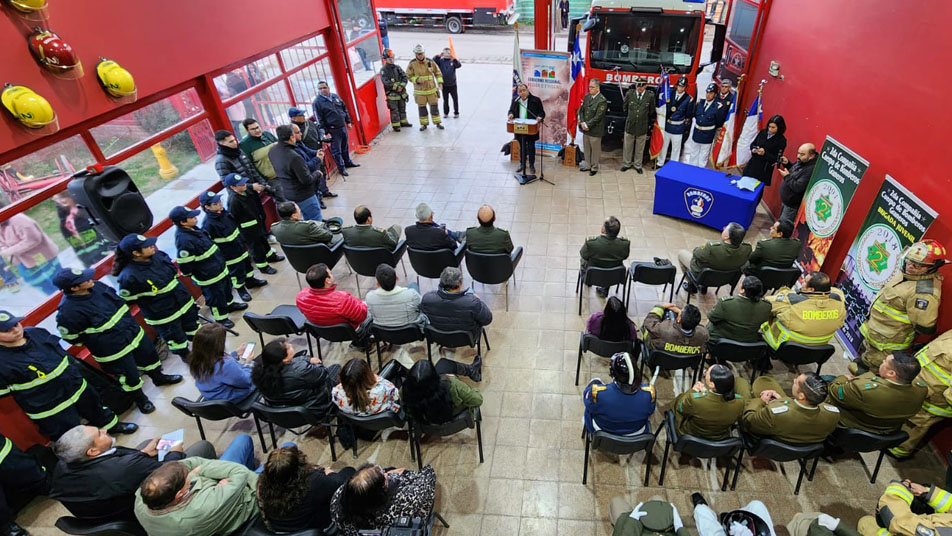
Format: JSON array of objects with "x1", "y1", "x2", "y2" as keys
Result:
[
  {"x1": 794, "y1": 136, "x2": 869, "y2": 275},
  {"x1": 834, "y1": 176, "x2": 938, "y2": 359},
  {"x1": 520, "y1": 49, "x2": 570, "y2": 156}
]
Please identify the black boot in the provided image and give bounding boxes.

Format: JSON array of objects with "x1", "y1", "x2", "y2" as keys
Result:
[
  {"x1": 245, "y1": 277, "x2": 269, "y2": 288},
  {"x1": 467, "y1": 354, "x2": 483, "y2": 382},
  {"x1": 691, "y1": 492, "x2": 707, "y2": 507},
  {"x1": 227, "y1": 301, "x2": 248, "y2": 312},
  {"x1": 237, "y1": 286, "x2": 252, "y2": 302},
  {"x1": 112, "y1": 422, "x2": 139, "y2": 434},
  {"x1": 134, "y1": 390, "x2": 156, "y2": 414},
  {"x1": 220, "y1": 318, "x2": 235, "y2": 329},
  {"x1": 148, "y1": 369, "x2": 183, "y2": 386}
]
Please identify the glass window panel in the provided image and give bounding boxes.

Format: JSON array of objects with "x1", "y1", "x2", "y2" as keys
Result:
[
  {"x1": 338, "y1": 0, "x2": 376, "y2": 35},
  {"x1": 280, "y1": 35, "x2": 328, "y2": 70},
  {"x1": 214, "y1": 55, "x2": 281, "y2": 100},
  {"x1": 0, "y1": 136, "x2": 95, "y2": 208},
  {"x1": 350, "y1": 37, "x2": 382, "y2": 87},
  {"x1": 288, "y1": 59, "x2": 337, "y2": 108},
  {"x1": 89, "y1": 88, "x2": 204, "y2": 158},
  {"x1": 230, "y1": 83, "x2": 294, "y2": 137}
]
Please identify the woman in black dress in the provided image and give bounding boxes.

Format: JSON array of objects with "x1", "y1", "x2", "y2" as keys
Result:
[{"x1": 744, "y1": 114, "x2": 787, "y2": 185}]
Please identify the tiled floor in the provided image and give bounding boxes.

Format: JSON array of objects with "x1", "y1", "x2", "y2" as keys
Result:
[{"x1": 18, "y1": 61, "x2": 945, "y2": 535}]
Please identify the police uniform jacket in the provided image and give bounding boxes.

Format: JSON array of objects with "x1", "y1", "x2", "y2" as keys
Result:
[
  {"x1": 175, "y1": 227, "x2": 227, "y2": 287},
  {"x1": 827, "y1": 372, "x2": 927, "y2": 434},
  {"x1": 583, "y1": 379, "x2": 656, "y2": 435},
  {"x1": 405, "y1": 222, "x2": 459, "y2": 251},
  {"x1": 56, "y1": 281, "x2": 147, "y2": 364},
  {"x1": 580, "y1": 234, "x2": 630, "y2": 269},
  {"x1": 271, "y1": 219, "x2": 340, "y2": 246},
  {"x1": 744, "y1": 236, "x2": 802, "y2": 273},
  {"x1": 761, "y1": 288, "x2": 846, "y2": 350},
  {"x1": 689, "y1": 240, "x2": 752, "y2": 275},
  {"x1": 341, "y1": 224, "x2": 402, "y2": 250},
  {"x1": 464, "y1": 225, "x2": 514, "y2": 254},
  {"x1": 623, "y1": 88, "x2": 655, "y2": 136},
  {"x1": 862, "y1": 272, "x2": 942, "y2": 352},
  {"x1": 673, "y1": 389, "x2": 745, "y2": 440},
  {"x1": 691, "y1": 98, "x2": 723, "y2": 144},
  {"x1": 706, "y1": 295, "x2": 773, "y2": 342},
  {"x1": 643, "y1": 306, "x2": 709, "y2": 356},
  {"x1": 665, "y1": 90, "x2": 694, "y2": 136},
  {"x1": 227, "y1": 188, "x2": 269, "y2": 243},
  {"x1": 381, "y1": 63, "x2": 409, "y2": 99},
  {"x1": 578, "y1": 92, "x2": 609, "y2": 138},
  {"x1": 202, "y1": 209, "x2": 248, "y2": 268},
  {"x1": 875, "y1": 483, "x2": 952, "y2": 536},
  {"x1": 741, "y1": 395, "x2": 840, "y2": 444},
  {"x1": 117, "y1": 251, "x2": 194, "y2": 324},
  {"x1": 715, "y1": 91, "x2": 735, "y2": 123},
  {"x1": 312, "y1": 93, "x2": 351, "y2": 130}
]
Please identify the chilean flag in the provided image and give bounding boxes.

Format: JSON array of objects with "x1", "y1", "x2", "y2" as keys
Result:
[
  {"x1": 734, "y1": 93, "x2": 763, "y2": 168},
  {"x1": 512, "y1": 29, "x2": 522, "y2": 99},
  {"x1": 566, "y1": 33, "x2": 585, "y2": 138},
  {"x1": 711, "y1": 92, "x2": 736, "y2": 169},
  {"x1": 649, "y1": 72, "x2": 669, "y2": 160}
]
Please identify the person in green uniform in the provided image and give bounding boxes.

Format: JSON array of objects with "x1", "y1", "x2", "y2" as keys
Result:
[
  {"x1": 673, "y1": 364, "x2": 747, "y2": 440},
  {"x1": 609, "y1": 496, "x2": 689, "y2": 536},
  {"x1": 743, "y1": 219, "x2": 802, "y2": 275},
  {"x1": 578, "y1": 78, "x2": 608, "y2": 176},
  {"x1": 620, "y1": 76, "x2": 655, "y2": 174},
  {"x1": 707, "y1": 276, "x2": 772, "y2": 342},
  {"x1": 677, "y1": 222, "x2": 752, "y2": 294},
  {"x1": 826, "y1": 350, "x2": 927, "y2": 433},
  {"x1": 465, "y1": 205, "x2": 520, "y2": 256},
  {"x1": 787, "y1": 512, "x2": 863, "y2": 536},
  {"x1": 580, "y1": 216, "x2": 630, "y2": 297},
  {"x1": 341, "y1": 205, "x2": 402, "y2": 251},
  {"x1": 741, "y1": 372, "x2": 840, "y2": 443}
]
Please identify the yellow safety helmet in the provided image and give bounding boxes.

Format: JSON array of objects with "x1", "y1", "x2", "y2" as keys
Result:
[
  {"x1": 1, "y1": 84, "x2": 56, "y2": 129},
  {"x1": 96, "y1": 59, "x2": 136, "y2": 98},
  {"x1": 6, "y1": 0, "x2": 47, "y2": 13}
]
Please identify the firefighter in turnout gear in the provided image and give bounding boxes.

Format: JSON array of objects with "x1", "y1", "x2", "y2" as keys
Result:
[
  {"x1": 407, "y1": 44, "x2": 444, "y2": 131},
  {"x1": 888, "y1": 329, "x2": 952, "y2": 458},
  {"x1": 857, "y1": 480, "x2": 952, "y2": 536},
  {"x1": 761, "y1": 271, "x2": 846, "y2": 351},
  {"x1": 852, "y1": 239, "x2": 945, "y2": 374},
  {"x1": 381, "y1": 49, "x2": 412, "y2": 131},
  {"x1": 199, "y1": 191, "x2": 269, "y2": 303},
  {"x1": 222, "y1": 174, "x2": 284, "y2": 275},
  {"x1": 171, "y1": 206, "x2": 248, "y2": 329},
  {"x1": 114, "y1": 234, "x2": 200, "y2": 360},
  {"x1": 54, "y1": 268, "x2": 183, "y2": 415},
  {"x1": 0, "y1": 311, "x2": 138, "y2": 439}
]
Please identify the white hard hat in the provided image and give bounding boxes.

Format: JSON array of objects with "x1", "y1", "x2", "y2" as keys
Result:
[{"x1": 412, "y1": 44, "x2": 424, "y2": 54}]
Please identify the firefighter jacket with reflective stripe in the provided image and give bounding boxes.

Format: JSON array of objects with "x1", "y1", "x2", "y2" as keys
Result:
[
  {"x1": 914, "y1": 331, "x2": 952, "y2": 417},
  {"x1": 226, "y1": 188, "x2": 268, "y2": 242},
  {"x1": 761, "y1": 288, "x2": 846, "y2": 350},
  {"x1": 407, "y1": 58, "x2": 443, "y2": 96},
  {"x1": 878, "y1": 483, "x2": 952, "y2": 536},
  {"x1": 381, "y1": 63, "x2": 409, "y2": 99},
  {"x1": 117, "y1": 250, "x2": 194, "y2": 326},
  {"x1": 826, "y1": 372, "x2": 928, "y2": 433},
  {"x1": 862, "y1": 273, "x2": 942, "y2": 352},
  {"x1": 175, "y1": 226, "x2": 227, "y2": 287},
  {"x1": 201, "y1": 209, "x2": 249, "y2": 267},
  {"x1": 0, "y1": 327, "x2": 88, "y2": 420},
  {"x1": 56, "y1": 281, "x2": 146, "y2": 364}
]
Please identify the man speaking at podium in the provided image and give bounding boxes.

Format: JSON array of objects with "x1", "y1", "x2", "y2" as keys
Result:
[{"x1": 508, "y1": 83, "x2": 545, "y2": 175}]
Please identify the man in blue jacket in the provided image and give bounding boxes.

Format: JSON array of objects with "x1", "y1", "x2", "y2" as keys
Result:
[
  {"x1": 681, "y1": 83, "x2": 724, "y2": 168},
  {"x1": 312, "y1": 81, "x2": 359, "y2": 176},
  {"x1": 657, "y1": 77, "x2": 694, "y2": 167},
  {"x1": 433, "y1": 48, "x2": 462, "y2": 118}
]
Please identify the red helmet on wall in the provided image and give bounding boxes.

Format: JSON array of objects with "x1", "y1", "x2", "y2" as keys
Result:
[{"x1": 28, "y1": 28, "x2": 83, "y2": 78}]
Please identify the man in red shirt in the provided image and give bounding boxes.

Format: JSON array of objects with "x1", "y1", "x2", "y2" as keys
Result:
[{"x1": 296, "y1": 263, "x2": 372, "y2": 347}]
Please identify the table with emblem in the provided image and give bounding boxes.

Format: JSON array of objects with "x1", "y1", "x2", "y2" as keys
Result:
[{"x1": 653, "y1": 161, "x2": 764, "y2": 230}]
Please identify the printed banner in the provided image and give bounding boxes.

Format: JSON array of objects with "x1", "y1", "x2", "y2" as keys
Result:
[
  {"x1": 520, "y1": 49, "x2": 570, "y2": 156},
  {"x1": 834, "y1": 176, "x2": 938, "y2": 359},
  {"x1": 794, "y1": 136, "x2": 869, "y2": 275}
]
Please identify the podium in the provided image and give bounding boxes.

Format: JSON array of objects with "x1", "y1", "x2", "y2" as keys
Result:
[{"x1": 508, "y1": 119, "x2": 549, "y2": 185}]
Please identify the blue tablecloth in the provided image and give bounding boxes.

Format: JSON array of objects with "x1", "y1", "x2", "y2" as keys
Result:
[{"x1": 653, "y1": 161, "x2": 763, "y2": 230}]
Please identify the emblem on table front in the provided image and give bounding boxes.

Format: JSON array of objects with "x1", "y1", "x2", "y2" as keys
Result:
[{"x1": 684, "y1": 188, "x2": 714, "y2": 219}]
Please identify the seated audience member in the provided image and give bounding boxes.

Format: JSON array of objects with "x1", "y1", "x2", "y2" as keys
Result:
[
  {"x1": 677, "y1": 222, "x2": 752, "y2": 293},
  {"x1": 135, "y1": 455, "x2": 258, "y2": 536},
  {"x1": 691, "y1": 492, "x2": 776, "y2": 536},
  {"x1": 672, "y1": 365, "x2": 746, "y2": 440},
  {"x1": 826, "y1": 351, "x2": 927, "y2": 434},
  {"x1": 421, "y1": 267, "x2": 492, "y2": 343},
  {"x1": 857, "y1": 480, "x2": 950, "y2": 536},
  {"x1": 332, "y1": 357, "x2": 400, "y2": 416},
  {"x1": 580, "y1": 216, "x2": 630, "y2": 297},
  {"x1": 405, "y1": 202, "x2": 462, "y2": 250},
  {"x1": 608, "y1": 496, "x2": 689, "y2": 536},
  {"x1": 761, "y1": 271, "x2": 846, "y2": 351},
  {"x1": 270, "y1": 201, "x2": 342, "y2": 246},
  {"x1": 401, "y1": 359, "x2": 483, "y2": 424},
  {"x1": 465, "y1": 205, "x2": 517, "y2": 254},
  {"x1": 296, "y1": 263, "x2": 372, "y2": 345},
  {"x1": 256, "y1": 445, "x2": 356, "y2": 533},
  {"x1": 330, "y1": 464, "x2": 437, "y2": 536},
  {"x1": 366, "y1": 264, "x2": 425, "y2": 328},
  {"x1": 743, "y1": 220, "x2": 801, "y2": 274},
  {"x1": 706, "y1": 276, "x2": 772, "y2": 342},
  {"x1": 741, "y1": 373, "x2": 839, "y2": 444},
  {"x1": 251, "y1": 338, "x2": 339, "y2": 416},
  {"x1": 0, "y1": 432, "x2": 47, "y2": 536},
  {"x1": 643, "y1": 303, "x2": 709, "y2": 358},
  {"x1": 586, "y1": 296, "x2": 638, "y2": 342},
  {"x1": 341, "y1": 205, "x2": 402, "y2": 250},
  {"x1": 584, "y1": 352, "x2": 656, "y2": 435},
  {"x1": 187, "y1": 323, "x2": 255, "y2": 403}
]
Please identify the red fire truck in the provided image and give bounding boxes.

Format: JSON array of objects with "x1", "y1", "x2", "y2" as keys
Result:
[{"x1": 375, "y1": 0, "x2": 516, "y2": 34}]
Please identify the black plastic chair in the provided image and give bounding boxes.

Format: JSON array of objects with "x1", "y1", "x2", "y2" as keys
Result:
[
  {"x1": 575, "y1": 265, "x2": 628, "y2": 315},
  {"x1": 464, "y1": 247, "x2": 523, "y2": 311},
  {"x1": 626, "y1": 262, "x2": 677, "y2": 308},
  {"x1": 411, "y1": 408, "x2": 484, "y2": 471},
  {"x1": 736, "y1": 434, "x2": 824, "y2": 495},
  {"x1": 55, "y1": 516, "x2": 146, "y2": 536},
  {"x1": 641, "y1": 344, "x2": 703, "y2": 391},
  {"x1": 678, "y1": 267, "x2": 743, "y2": 305},
  {"x1": 772, "y1": 342, "x2": 836, "y2": 375},
  {"x1": 304, "y1": 321, "x2": 372, "y2": 366},
  {"x1": 342, "y1": 242, "x2": 408, "y2": 297},
  {"x1": 424, "y1": 325, "x2": 490, "y2": 362},
  {"x1": 575, "y1": 332, "x2": 640, "y2": 385},
  {"x1": 280, "y1": 241, "x2": 346, "y2": 290},
  {"x1": 825, "y1": 427, "x2": 909, "y2": 483},
  {"x1": 658, "y1": 410, "x2": 742, "y2": 491},
  {"x1": 170, "y1": 392, "x2": 268, "y2": 452},
  {"x1": 582, "y1": 427, "x2": 656, "y2": 485},
  {"x1": 408, "y1": 243, "x2": 466, "y2": 286},
  {"x1": 708, "y1": 339, "x2": 770, "y2": 381},
  {"x1": 243, "y1": 516, "x2": 322, "y2": 536},
  {"x1": 371, "y1": 323, "x2": 425, "y2": 371},
  {"x1": 753, "y1": 266, "x2": 802, "y2": 294},
  {"x1": 243, "y1": 305, "x2": 312, "y2": 355},
  {"x1": 336, "y1": 409, "x2": 415, "y2": 460},
  {"x1": 251, "y1": 402, "x2": 338, "y2": 462}
]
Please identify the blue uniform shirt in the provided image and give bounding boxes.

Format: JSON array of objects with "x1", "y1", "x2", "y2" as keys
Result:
[
  {"x1": 312, "y1": 93, "x2": 351, "y2": 130},
  {"x1": 201, "y1": 210, "x2": 248, "y2": 266},
  {"x1": 56, "y1": 281, "x2": 145, "y2": 361},
  {"x1": 665, "y1": 91, "x2": 694, "y2": 135},
  {"x1": 117, "y1": 250, "x2": 193, "y2": 322},
  {"x1": 691, "y1": 98, "x2": 723, "y2": 144},
  {"x1": 174, "y1": 227, "x2": 227, "y2": 287},
  {"x1": 0, "y1": 328, "x2": 87, "y2": 419},
  {"x1": 583, "y1": 380, "x2": 656, "y2": 435}
]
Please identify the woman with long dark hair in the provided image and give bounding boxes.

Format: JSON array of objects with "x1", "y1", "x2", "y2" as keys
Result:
[
  {"x1": 257, "y1": 445, "x2": 356, "y2": 532},
  {"x1": 330, "y1": 463, "x2": 437, "y2": 536},
  {"x1": 672, "y1": 364, "x2": 746, "y2": 439},
  {"x1": 187, "y1": 323, "x2": 254, "y2": 402},
  {"x1": 706, "y1": 275, "x2": 772, "y2": 342},
  {"x1": 585, "y1": 296, "x2": 638, "y2": 342},
  {"x1": 744, "y1": 114, "x2": 787, "y2": 185},
  {"x1": 332, "y1": 358, "x2": 400, "y2": 416},
  {"x1": 251, "y1": 338, "x2": 339, "y2": 416},
  {"x1": 401, "y1": 359, "x2": 482, "y2": 425}
]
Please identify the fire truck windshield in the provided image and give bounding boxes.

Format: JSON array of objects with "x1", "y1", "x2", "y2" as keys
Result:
[{"x1": 588, "y1": 12, "x2": 701, "y2": 74}]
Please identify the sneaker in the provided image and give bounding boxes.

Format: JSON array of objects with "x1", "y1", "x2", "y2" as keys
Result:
[
  {"x1": 516, "y1": 165, "x2": 525, "y2": 173},
  {"x1": 259, "y1": 266, "x2": 278, "y2": 275},
  {"x1": 237, "y1": 287, "x2": 252, "y2": 302},
  {"x1": 8, "y1": 521, "x2": 30, "y2": 536},
  {"x1": 111, "y1": 422, "x2": 139, "y2": 435}
]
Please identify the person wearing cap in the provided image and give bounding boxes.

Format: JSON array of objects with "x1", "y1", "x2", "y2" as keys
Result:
[
  {"x1": 213, "y1": 129, "x2": 274, "y2": 199},
  {"x1": 715, "y1": 78, "x2": 736, "y2": 123},
  {"x1": 199, "y1": 190, "x2": 269, "y2": 303},
  {"x1": 171, "y1": 206, "x2": 247, "y2": 329},
  {"x1": 270, "y1": 201, "x2": 343, "y2": 247},
  {"x1": 0, "y1": 431, "x2": 48, "y2": 536},
  {"x1": 657, "y1": 77, "x2": 693, "y2": 167},
  {"x1": 288, "y1": 106, "x2": 328, "y2": 152},
  {"x1": 433, "y1": 47, "x2": 461, "y2": 118},
  {"x1": 312, "y1": 80, "x2": 360, "y2": 174},
  {"x1": 578, "y1": 78, "x2": 608, "y2": 176},
  {"x1": 222, "y1": 174, "x2": 285, "y2": 274},
  {"x1": 609, "y1": 497, "x2": 688, "y2": 536},
  {"x1": 681, "y1": 82, "x2": 723, "y2": 168},
  {"x1": 54, "y1": 267, "x2": 183, "y2": 414},
  {"x1": 381, "y1": 49, "x2": 412, "y2": 131},
  {"x1": 407, "y1": 44, "x2": 444, "y2": 131},
  {"x1": 0, "y1": 311, "x2": 138, "y2": 439},
  {"x1": 288, "y1": 121, "x2": 334, "y2": 209},
  {"x1": 691, "y1": 492, "x2": 776, "y2": 536},
  {"x1": 268, "y1": 125, "x2": 323, "y2": 222},
  {"x1": 620, "y1": 76, "x2": 655, "y2": 174},
  {"x1": 583, "y1": 352, "x2": 656, "y2": 436}
]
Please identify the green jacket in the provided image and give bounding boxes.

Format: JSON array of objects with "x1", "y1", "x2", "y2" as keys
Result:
[
  {"x1": 689, "y1": 241, "x2": 752, "y2": 275},
  {"x1": 578, "y1": 92, "x2": 609, "y2": 138},
  {"x1": 270, "y1": 219, "x2": 342, "y2": 246},
  {"x1": 449, "y1": 376, "x2": 483, "y2": 415},
  {"x1": 623, "y1": 88, "x2": 655, "y2": 136},
  {"x1": 744, "y1": 237, "x2": 802, "y2": 273},
  {"x1": 706, "y1": 295, "x2": 773, "y2": 342},
  {"x1": 341, "y1": 224, "x2": 402, "y2": 250},
  {"x1": 826, "y1": 372, "x2": 928, "y2": 433},
  {"x1": 674, "y1": 389, "x2": 745, "y2": 440},
  {"x1": 465, "y1": 225, "x2": 514, "y2": 254},
  {"x1": 580, "y1": 234, "x2": 630, "y2": 269},
  {"x1": 613, "y1": 501, "x2": 691, "y2": 536},
  {"x1": 238, "y1": 132, "x2": 278, "y2": 179},
  {"x1": 134, "y1": 457, "x2": 258, "y2": 536}
]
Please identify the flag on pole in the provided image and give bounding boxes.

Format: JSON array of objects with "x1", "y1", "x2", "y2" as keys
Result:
[
  {"x1": 566, "y1": 29, "x2": 585, "y2": 139},
  {"x1": 734, "y1": 92, "x2": 763, "y2": 168},
  {"x1": 711, "y1": 93, "x2": 736, "y2": 169},
  {"x1": 448, "y1": 37, "x2": 458, "y2": 59},
  {"x1": 649, "y1": 72, "x2": 669, "y2": 160},
  {"x1": 512, "y1": 24, "x2": 522, "y2": 99}
]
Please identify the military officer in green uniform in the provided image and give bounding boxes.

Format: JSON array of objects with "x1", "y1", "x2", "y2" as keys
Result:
[
  {"x1": 577, "y1": 78, "x2": 609, "y2": 176},
  {"x1": 673, "y1": 364, "x2": 747, "y2": 440},
  {"x1": 677, "y1": 222, "x2": 752, "y2": 293},
  {"x1": 580, "y1": 216, "x2": 630, "y2": 297},
  {"x1": 465, "y1": 205, "x2": 520, "y2": 256},
  {"x1": 621, "y1": 76, "x2": 655, "y2": 174},
  {"x1": 826, "y1": 350, "x2": 928, "y2": 433},
  {"x1": 341, "y1": 205, "x2": 402, "y2": 251},
  {"x1": 706, "y1": 276, "x2": 772, "y2": 342},
  {"x1": 741, "y1": 372, "x2": 840, "y2": 443},
  {"x1": 609, "y1": 497, "x2": 689, "y2": 536},
  {"x1": 743, "y1": 219, "x2": 802, "y2": 275},
  {"x1": 787, "y1": 512, "x2": 863, "y2": 536}
]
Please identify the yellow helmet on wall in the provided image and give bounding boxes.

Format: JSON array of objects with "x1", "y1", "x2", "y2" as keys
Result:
[
  {"x1": 96, "y1": 58, "x2": 137, "y2": 99},
  {"x1": 5, "y1": 0, "x2": 49, "y2": 21},
  {"x1": 1, "y1": 84, "x2": 57, "y2": 130}
]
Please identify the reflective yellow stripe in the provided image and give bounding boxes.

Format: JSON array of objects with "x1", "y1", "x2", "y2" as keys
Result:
[
  {"x1": 212, "y1": 228, "x2": 241, "y2": 244},
  {"x1": 929, "y1": 487, "x2": 952, "y2": 512},
  {"x1": 84, "y1": 305, "x2": 131, "y2": 335},
  {"x1": 861, "y1": 322, "x2": 914, "y2": 351},
  {"x1": 872, "y1": 300, "x2": 912, "y2": 324},
  {"x1": 239, "y1": 220, "x2": 256, "y2": 229},
  {"x1": 225, "y1": 251, "x2": 250, "y2": 266},
  {"x1": 762, "y1": 320, "x2": 833, "y2": 350},
  {"x1": 916, "y1": 347, "x2": 951, "y2": 386},
  {"x1": 167, "y1": 339, "x2": 189, "y2": 351},
  {"x1": 887, "y1": 446, "x2": 910, "y2": 458},
  {"x1": 876, "y1": 529, "x2": 891, "y2": 536},
  {"x1": 414, "y1": 88, "x2": 439, "y2": 96},
  {"x1": 191, "y1": 267, "x2": 228, "y2": 287},
  {"x1": 117, "y1": 373, "x2": 144, "y2": 392},
  {"x1": 92, "y1": 328, "x2": 145, "y2": 363},
  {"x1": 885, "y1": 483, "x2": 914, "y2": 505},
  {"x1": 8, "y1": 355, "x2": 70, "y2": 392},
  {"x1": 122, "y1": 278, "x2": 179, "y2": 301},
  {"x1": 923, "y1": 402, "x2": 952, "y2": 417},
  {"x1": 145, "y1": 298, "x2": 196, "y2": 326},
  {"x1": 178, "y1": 244, "x2": 219, "y2": 264},
  {"x1": 416, "y1": 75, "x2": 433, "y2": 81},
  {"x1": 0, "y1": 437, "x2": 10, "y2": 465},
  {"x1": 26, "y1": 380, "x2": 87, "y2": 420}
]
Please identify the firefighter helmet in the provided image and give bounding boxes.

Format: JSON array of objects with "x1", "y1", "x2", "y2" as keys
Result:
[
  {"x1": 412, "y1": 44, "x2": 425, "y2": 54},
  {"x1": 5, "y1": 0, "x2": 46, "y2": 13},
  {"x1": 608, "y1": 352, "x2": 637, "y2": 393},
  {"x1": 383, "y1": 48, "x2": 394, "y2": 60},
  {"x1": 902, "y1": 239, "x2": 947, "y2": 272},
  {"x1": 1, "y1": 84, "x2": 57, "y2": 129},
  {"x1": 95, "y1": 59, "x2": 136, "y2": 98},
  {"x1": 28, "y1": 28, "x2": 83, "y2": 77}
]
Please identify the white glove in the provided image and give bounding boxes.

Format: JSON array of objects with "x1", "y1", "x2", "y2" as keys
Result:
[
  {"x1": 729, "y1": 521, "x2": 754, "y2": 536},
  {"x1": 817, "y1": 514, "x2": 840, "y2": 531},
  {"x1": 671, "y1": 504, "x2": 684, "y2": 531},
  {"x1": 629, "y1": 502, "x2": 647, "y2": 521}
]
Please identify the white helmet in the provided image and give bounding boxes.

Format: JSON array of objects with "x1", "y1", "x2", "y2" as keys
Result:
[{"x1": 412, "y1": 44, "x2": 424, "y2": 54}]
